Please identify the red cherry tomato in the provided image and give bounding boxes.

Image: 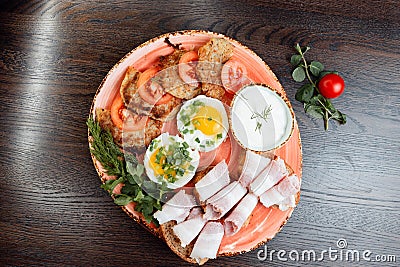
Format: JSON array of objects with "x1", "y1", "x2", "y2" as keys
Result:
[
  {"x1": 179, "y1": 51, "x2": 199, "y2": 86},
  {"x1": 221, "y1": 59, "x2": 250, "y2": 93},
  {"x1": 318, "y1": 73, "x2": 345, "y2": 99},
  {"x1": 137, "y1": 66, "x2": 173, "y2": 105}
]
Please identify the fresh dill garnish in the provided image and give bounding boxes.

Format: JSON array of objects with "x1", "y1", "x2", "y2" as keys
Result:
[
  {"x1": 250, "y1": 105, "x2": 272, "y2": 133},
  {"x1": 87, "y1": 117, "x2": 170, "y2": 224},
  {"x1": 255, "y1": 121, "x2": 262, "y2": 133},
  {"x1": 251, "y1": 105, "x2": 272, "y2": 122}
]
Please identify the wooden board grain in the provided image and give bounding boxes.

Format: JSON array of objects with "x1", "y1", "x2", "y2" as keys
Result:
[{"x1": 0, "y1": 0, "x2": 399, "y2": 266}]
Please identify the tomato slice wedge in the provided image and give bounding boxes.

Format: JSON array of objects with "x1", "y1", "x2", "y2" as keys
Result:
[
  {"x1": 110, "y1": 94, "x2": 125, "y2": 130},
  {"x1": 221, "y1": 59, "x2": 250, "y2": 93},
  {"x1": 137, "y1": 66, "x2": 173, "y2": 105},
  {"x1": 178, "y1": 51, "x2": 199, "y2": 86},
  {"x1": 154, "y1": 92, "x2": 173, "y2": 105},
  {"x1": 137, "y1": 66, "x2": 160, "y2": 89},
  {"x1": 123, "y1": 113, "x2": 148, "y2": 131},
  {"x1": 111, "y1": 94, "x2": 148, "y2": 130}
]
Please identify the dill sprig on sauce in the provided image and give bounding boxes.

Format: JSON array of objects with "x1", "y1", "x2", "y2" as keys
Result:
[{"x1": 250, "y1": 105, "x2": 272, "y2": 133}]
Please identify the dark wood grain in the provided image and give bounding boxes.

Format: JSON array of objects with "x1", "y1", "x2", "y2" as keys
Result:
[{"x1": 0, "y1": 0, "x2": 399, "y2": 266}]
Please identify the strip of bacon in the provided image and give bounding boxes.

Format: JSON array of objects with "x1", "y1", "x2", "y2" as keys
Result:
[
  {"x1": 259, "y1": 174, "x2": 300, "y2": 208},
  {"x1": 250, "y1": 157, "x2": 288, "y2": 196},
  {"x1": 195, "y1": 160, "x2": 230, "y2": 202},
  {"x1": 224, "y1": 193, "x2": 258, "y2": 236},
  {"x1": 153, "y1": 190, "x2": 197, "y2": 224},
  {"x1": 186, "y1": 207, "x2": 203, "y2": 220},
  {"x1": 190, "y1": 221, "x2": 224, "y2": 263},
  {"x1": 173, "y1": 208, "x2": 207, "y2": 248},
  {"x1": 238, "y1": 150, "x2": 271, "y2": 188},
  {"x1": 277, "y1": 194, "x2": 296, "y2": 211},
  {"x1": 204, "y1": 181, "x2": 247, "y2": 220}
]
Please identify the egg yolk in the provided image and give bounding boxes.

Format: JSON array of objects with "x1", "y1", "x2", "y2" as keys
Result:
[
  {"x1": 149, "y1": 148, "x2": 164, "y2": 175},
  {"x1": 149, "y1": 148, "x2": 176, "y2": 179},
  {"x1": 192, "y1": 106, "x2": 223, "y2": 135}
]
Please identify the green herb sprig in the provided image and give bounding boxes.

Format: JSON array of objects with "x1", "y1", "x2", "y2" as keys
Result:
[
  {"x1": 250, "y1": 105, "x2": 272, "y2": 133},
  {"x1": 291, "y1": 44, "x2": 346, "y2": 130},
  {"x1": 87, "y1": 117, "x2": 170, "y2": 224}
]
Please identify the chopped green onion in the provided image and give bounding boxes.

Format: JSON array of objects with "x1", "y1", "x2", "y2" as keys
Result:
[
  {"x1": 176, "y1": 168, "x2": 185, "y2": 176},
  {"x1": 193, "y1": 100, "x2": 204, "y2": 106}
]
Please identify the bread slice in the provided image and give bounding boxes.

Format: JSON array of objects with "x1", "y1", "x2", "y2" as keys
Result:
[{"x1": 160, "y1": 221, "x2": 208, "y2": 265}]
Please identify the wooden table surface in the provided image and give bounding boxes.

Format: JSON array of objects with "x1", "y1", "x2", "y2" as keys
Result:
[{"x1": 0, "y1": 1, "x2": 399, "y2": 266}]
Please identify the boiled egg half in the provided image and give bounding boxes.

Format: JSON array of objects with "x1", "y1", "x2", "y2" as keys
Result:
[
  {"x1": 144, "y1": 133, "x2": 200, "y2": 189},
  {"x1": 177, "y1": 95, "x2": 229, "y2": 152}
]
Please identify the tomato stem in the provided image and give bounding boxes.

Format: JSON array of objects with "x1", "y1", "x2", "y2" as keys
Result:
[
  {"x1": 317, "y1": 99, "x2": 333, "y2": 116},
  {"x1": 324, "y1": 110, "x2": 329, "y2": 131},
  {"x1": 298, "y1": 49, "x2": 320, "y2": 94}
]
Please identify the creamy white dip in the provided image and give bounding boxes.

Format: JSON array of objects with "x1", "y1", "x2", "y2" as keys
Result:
[{"x1": 230, "y1": 85, "x2": 293, "y2": 151}]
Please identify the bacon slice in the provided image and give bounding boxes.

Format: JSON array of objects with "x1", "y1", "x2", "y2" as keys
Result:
[
  {"x1": 173, "y1": 208, "x2": 207, "y2": 248},
  {"x1": 153, "y1": 190, "x2": 197, "y2": 224},
  {"x1": 260, "y1": 174, "x2": 300, "y2": 208},
  {"x1": 195, "y1": 160, "x2": 230, "y2": 202},
  {"x1": 204, "y1": 181, "x2": 247, "y2": 220},
  {"x1": 224, "y1": 193, "x2": 258, "y2": 236},
  {"x1": 190, "y1": 221, "x2": 224, "y2": 263},
  {"x1": 186, "y1": 207, "x2": 203, "y2": 220},
  {"x1": 250, "y1": 157, "x2": 288, "y2": 196},
  {"x1": 277, "y1": 194, "x2": 296, "y2": 211},
  {"x1": 238, "y1": 150, "x2": 271, "y2": 188}
]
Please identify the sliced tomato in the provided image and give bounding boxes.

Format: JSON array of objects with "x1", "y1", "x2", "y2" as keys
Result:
[
  {"x1": 137, "y1": 66, "x2": 173, "y2": 105},
  {"x1": 155, "y1": 92, "x2": 173, "y2": 105},
  {"x1": 111, "y1": 94, "x2": 148, "y2": 131},
  {"x1": 137, "y1": 66, "x2": 160, "y2": 89},
  {"x1": 178, "y1": 51, "x2": 199, "y2": 86},
  {"x1": 212, "y1": 135, "x2": 231, "y2": 166},
  {"x1": 110, "y1": 94, "x2": 125, "y2": 130},
  {"x1": 221, "y1": 59, "x2": 250, "y2": 93},
  {"x1": 123, "y1": 112, "x2": 148, "y2": 131}
]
